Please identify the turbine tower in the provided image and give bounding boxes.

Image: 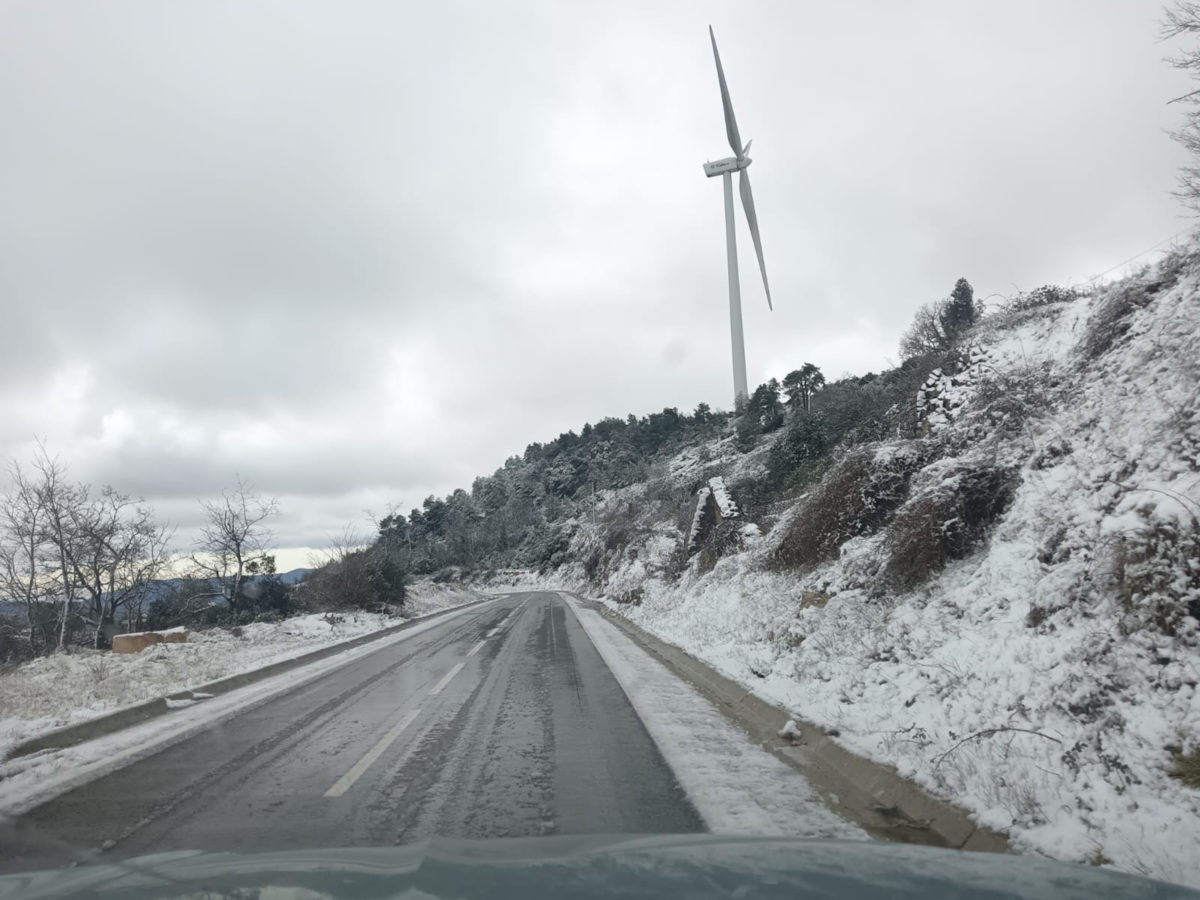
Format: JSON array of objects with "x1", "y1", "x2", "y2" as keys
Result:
[{"x1": 703, "y1": 26, "x2": 771, "y2": 404}]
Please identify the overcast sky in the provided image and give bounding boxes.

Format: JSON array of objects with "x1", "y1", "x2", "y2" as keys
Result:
[{"x1": 0, "y1": 0, "x2": 1193, "y2": 566}]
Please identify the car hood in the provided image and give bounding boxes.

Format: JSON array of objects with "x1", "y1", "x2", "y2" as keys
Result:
[{"x1": 0, "y1": 835, "x2": 1193, "y2": 900}]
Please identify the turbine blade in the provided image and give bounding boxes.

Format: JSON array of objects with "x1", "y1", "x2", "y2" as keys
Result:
[
  {"x1": 739, "y1": 169, "x2": 772, "y2": 310},
  {"x1": 709, "y1": 26, "x2": 743, "y2": 159}
]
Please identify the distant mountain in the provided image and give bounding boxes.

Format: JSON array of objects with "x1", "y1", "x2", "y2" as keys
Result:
[
  {"x1": 274, "y1": 568, "x2": 310, "y2": 585},
  {"x1": 0, "y1": 567, "x2": 313, "y2": 617}
]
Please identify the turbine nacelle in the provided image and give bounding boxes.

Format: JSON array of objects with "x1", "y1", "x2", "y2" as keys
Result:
[{"x1": 702, "y1": 155, "x2": 751, "y2": 178}]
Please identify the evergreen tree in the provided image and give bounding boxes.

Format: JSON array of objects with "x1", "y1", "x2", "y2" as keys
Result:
[
  {"x1": 782, "y1": 363, "x2": 826, "y2": 412},
  {"x1": 941, "y1": 277, "x2": 976, "y2": 337},
  {"x1": 745, "y1": 379, "x2": 785, "y2": 434}
]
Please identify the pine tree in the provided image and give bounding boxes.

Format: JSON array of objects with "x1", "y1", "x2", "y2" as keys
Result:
[
  {"x1": 782, "y1": 363, "x2": 826, "y2": 412},
  {"x1": 941, "y1": 277, "x2": 976, "y2": 337}
]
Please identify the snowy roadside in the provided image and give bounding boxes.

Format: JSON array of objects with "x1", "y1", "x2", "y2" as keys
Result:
[
  {"x1": 602, "y1": 561, "x2": 1200, "y2": 890},
  {"x1": 563, "y1": 593, "x2": 864, "y2": 840},
  {"x1": 0, "y1": 595, "x2": 491, "y2": 819},
  {"x1": 578, "y1": 259, "x2": 1200, "y2": 889},
  {"x1": 0, "y1": 582, "x2": 483, "y2": 763}
]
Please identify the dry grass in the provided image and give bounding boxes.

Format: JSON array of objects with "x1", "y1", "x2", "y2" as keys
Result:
[
  {"x1": 1078, "y1": 280, "x2": 1157, "y2": 362},
  {"x1": 884, "y1": 464, "x2": 1019, "y2": 590},
  {"x1": 613, "y1": 587, "x2": 644, "y2": 606},
  {"x1": 1079, "y1": 247, "x2": 1191, "y2": 363},
  {"x1": 1102, "y1": 515, "x2": 1200, "y2": 636},
  {"x1": 1168, "y1": 745, "x2": 1200, "y2": 789},
  {"x1": 971, "y1": 361, "x2": 1069, "y2": 430},
  {"x1": 771, "y1": 447, "x2": 925, "y2": 571}
]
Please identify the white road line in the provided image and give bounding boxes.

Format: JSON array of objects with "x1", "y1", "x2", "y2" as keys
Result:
[
  {"x1": 324, "y1": 708, "x2": 421, "y2": 798},
  {"x1": 428, "y1": 662, "x2": 465, "y2": 696},
  {"x1": 467, "y1": 639, "x2": 487, "y2": 658},
  {"x1": 486, "y1": 603, "x2": 524, "y2": 637}
]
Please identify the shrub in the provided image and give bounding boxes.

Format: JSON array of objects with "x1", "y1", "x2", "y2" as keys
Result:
[
  {"x1": 1006, "y1": 284, "x2": 1081, "y2": 313},
  {"x1": 766, "y1": 413, "x2": 831, "y2": 490},
  {"x1": 239, "y1": 577, "x2": 296, "y2": 619},
  {"x1": 1169, "y1": 744, "x2": 1200, "y2": 789},
  {"x1": 581, "y1": 542, "x2": 604, "y2": 581},
  {"x1": 1077, "y1": 248, "x2": 1193, "y2": 363},
  {"x1": 0, "y1": 614, "x2": 35, "y2": 667},
  {"x1": 613, "y1": 587, "x2": 644, "y2": 605},
  {"x1": 1079, "y1": 280, "x2": 1158, "y2": 362},
  {"x1": 300, "y1": 548, "x2": 405, "y2": 614},
  {"x1": 692, "y1": 517, "x2": 744, "y2": 570},
  {"x1": 970, "y1": 361, "x2": 1070, "y2": 430},
  {"x1": 1103, "y1": 514, "x2": 1200, "y2": 636},
  {"x1": 146, "y1": 578, "x2": 217, "y2": 630},
  {"x1": 900, "y1": 300, "x2": 953, "y2": 360},
  {"x1": 728, "y1": 474, "x2": 772, "y2": 520},
  {"x1": 766, "y1": 361, "x2": 952, "y2": 497},
  {"x1": 603, "y1": 519, "x2": 635, "y2": 552},
  {"x1": 1026, "y1": 605, "x2": 1050, "y2": 628},
  {"x1": 884, "y1": 464, "x2": 1020, "y2": 590},
  {"x1": 772, "y1": 446, "x2": 925, "y2": 570}
]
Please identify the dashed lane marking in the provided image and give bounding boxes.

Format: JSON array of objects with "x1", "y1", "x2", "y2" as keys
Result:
[
  {"x1": 428, "y1": 662, "x2": 466, "y2": 696},
  {"x1": 324, "y1": 708, "x2": 422, "y2": 798}
]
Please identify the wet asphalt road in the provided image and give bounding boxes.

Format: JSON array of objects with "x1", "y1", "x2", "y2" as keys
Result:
[{"x1": 0, "y1": 592, "x2": 703, "y2": 872}]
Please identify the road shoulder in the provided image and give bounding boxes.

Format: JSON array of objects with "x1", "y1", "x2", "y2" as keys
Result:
[
  {"x1": 563, "y1": 593, "x2": 864, "y2": 840},
  {"x1": 563, "y1": 592, "x2": 1009, "y2": 853}
]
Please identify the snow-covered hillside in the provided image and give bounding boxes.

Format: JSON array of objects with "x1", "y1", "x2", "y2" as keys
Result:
[{"x1": 572, "y1": 246, "x2": 1200, "y2": 886}]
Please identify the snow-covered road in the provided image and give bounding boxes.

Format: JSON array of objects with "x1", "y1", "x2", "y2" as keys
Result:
[{"x1": 0, "y1": 592, "x2": 861, "y2": 873}]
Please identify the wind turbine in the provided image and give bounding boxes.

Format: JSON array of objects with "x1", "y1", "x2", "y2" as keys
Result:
[{"x1": 702, "y1": 26, "x2": 771, "y2": 405}]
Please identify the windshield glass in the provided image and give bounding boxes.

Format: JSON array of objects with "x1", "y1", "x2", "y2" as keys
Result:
[{"x1": 1, "y1": 2, "x2": 1198, "y2": 897}]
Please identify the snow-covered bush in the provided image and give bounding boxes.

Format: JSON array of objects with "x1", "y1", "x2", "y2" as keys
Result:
[
  {"x1": 1171, "y1": 744, "x2": 1200, "y2": 788},
  {"x1": 1103, "y1": 512, "x2": 1200, "y2": 639},
  {"x1": 883, "y1": 462, "x2": 1019, "y2": 590},
  {"x1": 970, "y1": 360, "x2": 1071, "y2": 432},
  {"x1": 771, "y1": 443, "x2": 931, "y2": 571},
  {"x1": 1078, "y1": 264, "x2": 1182, "y2": 362}
]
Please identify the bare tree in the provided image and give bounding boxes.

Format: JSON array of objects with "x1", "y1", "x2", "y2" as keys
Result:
[
  {"x1": 899, "y1": 300, "x2": 953, "y2": 360},
  {"x1": 1164, "y1": 2, "x2": 1200, "y2": 210},
  {"x1": 302, "y1": 524, "x2": 377, "y2": 611},
  {"x1": 145, "y1": 577, "x2": 214, "y2": 630},
  {"x1": 67, "y1": 487, "x2": 173, "y2": 647},
  {"x1": 1, "y1": 448, "x2": 176, "y2": 652},
  {"x1": 0, "y1": 461, "x2": 58, "y2": 654},
  {"x1": 28, "y1": 449, "x2": 88, "y2": 650},
  {"x1": 191, "y1": 479, "x2": 278, "y2": 619}
]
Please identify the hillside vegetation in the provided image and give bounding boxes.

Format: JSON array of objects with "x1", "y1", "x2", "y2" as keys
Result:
[{"x1": 343, "y1": 244, "x2": 1200, "y2": 885}]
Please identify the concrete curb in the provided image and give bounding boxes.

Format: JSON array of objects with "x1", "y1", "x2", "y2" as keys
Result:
[
  {"x1": 6, "y1": 597, "x2": 494, "y2": 761},
  {"x1": 570, "y1": 593, "x2": 1010, "y2": 854}
]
